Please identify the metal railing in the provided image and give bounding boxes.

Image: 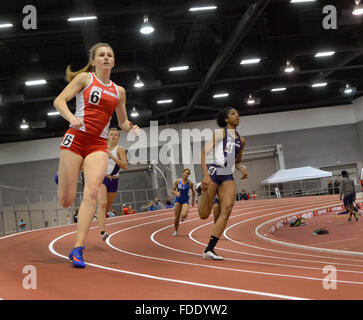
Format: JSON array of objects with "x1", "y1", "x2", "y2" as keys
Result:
[
  {"x1": 0, "y1": 184, "x2": 72, "y2": 235},
  {"x1": 0, "y1": 184, "x2": 170, "y2": 236},
  {"x1": 0, "y1": 182, "x2": 340, "y2": 236}
]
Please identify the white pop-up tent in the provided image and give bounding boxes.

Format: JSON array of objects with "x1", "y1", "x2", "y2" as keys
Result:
[
  {"x1": 262, "y1": 166, "x2": 332, "y2": 184},
  {"x1": 261, "y1": 166, "x2": 332, "y2": 197}
]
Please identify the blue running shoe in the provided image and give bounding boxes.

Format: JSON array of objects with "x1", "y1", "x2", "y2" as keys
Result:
[{"x1": 68, "y1": 246, "x2": 86, "y2": 268}]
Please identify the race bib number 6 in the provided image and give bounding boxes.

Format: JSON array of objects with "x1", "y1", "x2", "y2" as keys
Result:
[
  {"x1": 88, "y1": 86, "x2": 102, "y2": 105},
  {"x1": 61, "y1": 134, "x2": 75, "y2": 148}
]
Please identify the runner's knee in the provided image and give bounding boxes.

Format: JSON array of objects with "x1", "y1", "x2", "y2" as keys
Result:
[
  {"x1": 198, "y1": 205, "x2": 212, "y2": 219},
  {"x1": 84, "y1": 184, "x2": 100, "y2": 201}
]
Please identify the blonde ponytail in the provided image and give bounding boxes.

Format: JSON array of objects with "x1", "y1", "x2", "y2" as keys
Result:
[
  {"x1": 65, "y1": 62, "x2": 94, "y2": 83},
  {"x1": 65, "y1": 42, "x2": 113, "y2": 83}
]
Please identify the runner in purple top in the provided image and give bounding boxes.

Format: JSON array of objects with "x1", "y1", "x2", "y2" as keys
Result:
[{"x1": 198, "y1": 107, "x2": 248, "y2": 260}]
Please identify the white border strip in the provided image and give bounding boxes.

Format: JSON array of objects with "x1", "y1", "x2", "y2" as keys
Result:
[{"x1": 255, "y1": 202, "x2": 363, "y2": 257}]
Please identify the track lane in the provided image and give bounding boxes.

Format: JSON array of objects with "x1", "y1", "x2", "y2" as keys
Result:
[{"x1": 2, "y1": 195, "x2": 363, "y2": 299}]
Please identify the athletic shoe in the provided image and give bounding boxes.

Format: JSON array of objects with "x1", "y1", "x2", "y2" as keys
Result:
[
  {"x1": 348, "y1": 217, "x2": 352, "y2": 222},
  {"x1": 101, "y1": 231, "x2": 109, "y2": 241},
  {"x1": 172, "y1": 231, "x2": 178, "y2": 236},
  {"x1": 195, "y1": 183, "x2": 202, "y2": 196},
  {"x1": 202, "y1": 250, "x2": 224, "y2": 261},
  {"x1": 68, "y1": 246, "x2": 86, "y2": 268},
  {"x1": 355, "y1": 212, "x2": 359, "y2": 221},
  {"x1": 180, "y1": 217, "x2": 184, "y2": 222}
]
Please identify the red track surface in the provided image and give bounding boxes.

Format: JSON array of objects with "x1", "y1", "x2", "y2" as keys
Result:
[{"x1": 1, "y1": 195, "x2": 363, "y2": 300}]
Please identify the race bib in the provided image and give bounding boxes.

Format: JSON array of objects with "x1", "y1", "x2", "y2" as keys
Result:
[
  {"x1": 61, "y1": 134, "x2": 75, "y2": 148},
  {"x1": 208, "y1": 166, "x2": 217, "y2": 176},
  {"x1": 88, "y1": 86, "x2": 102, "y2": 105}
]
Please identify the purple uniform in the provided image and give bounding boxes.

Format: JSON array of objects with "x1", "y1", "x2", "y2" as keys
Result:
[{"x1": 103, "y1": 146, "x2": 121, "y2": 192}]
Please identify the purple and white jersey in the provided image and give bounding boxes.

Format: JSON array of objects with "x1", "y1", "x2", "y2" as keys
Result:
[
  {"x1": 206, "y1": 128, "x2": 241, "y2": 173},
  {"x1": 106, "y1": 146, "x2": 121, "y2": 177}
]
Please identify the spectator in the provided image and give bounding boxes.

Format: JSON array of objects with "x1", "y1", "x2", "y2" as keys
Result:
[
  {"x1": 66, "y1": 214, "x2": 71, "y2": 224},
  {"x1": 139, "y1": 203, "x2": 149, "y2": 212},
  {"x1": 123, "y1": 204, "x2": 129, "y2": 215},
  {"x1": 154, "y1": 197, "x2": 164, "y2": 210},
  {"x1": 327, "y1": 180, "x2": 334, "y2": 195},
  {"x1": 148, "y1": 200, "x2": 156, "y2": 211},
  {"x1": 165, "y1": 200, "x2": 174, "y2": 209},
  {"x1": 236, "y1": 190, "x2": 243, "y2": 201},
  {"x1": 73, "y1": 208, "x2": 79, "y2": 223},
  {"x1": 128, "y1": 205, "x2": 136, "y2": 214},
  {"x1": 252, "y1": 191, "x2": 257, "y2": 199},
  {"x1": 18, "y1": 219, "x2": 26, "y2": 231},
  {"x1": 109, "y1": 207, "x2": 117, "y2": 216},
  {"x1": 167, "y1": 196, "x2": 175, "y2": 207},
  {"x1": 241, "y1": 189, "x2": 249, "y2": 200}
]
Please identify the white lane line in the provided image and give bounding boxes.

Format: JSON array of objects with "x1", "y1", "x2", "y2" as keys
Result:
[{"x1": 48, "y1": 229, "x2": 309, "y2": 300}]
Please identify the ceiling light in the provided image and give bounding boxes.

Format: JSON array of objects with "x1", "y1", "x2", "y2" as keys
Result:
[
  {"x1": 134, "y1": 74, "x2": 144, "y2": 88},
  {"x1": 315, "y1": 51, "x2": 335, "y2": 57},
  {"x1": 344, "y1": 87, "x2": 353, "y2": 94},
  {"x1": 290, "y1": 0, "x2": 316, "y2": 3},
  {"x1": 20, "y1": 119, "x2": 29, "y2": 130},
  {"x1": 157, "y1": 99, "x2": 173, "y2": 104},
  {"x1": 240, "y1": 58, "x2": 261, "y2": 65},
  {"x1": 25, "y1": 79, "x2": 47, "y2": 86},
  {"x1": 342, "y1": 83, "x2": 356, "y2": 95},
  {"x1": 189, "y1": 6, "x2": 217, "y2": 12},
  {"x1": 312, "y1": 82, "x2": 328, "y2": 87},
  {"x1": 67, "y1": 16, "x2": 97, "y2": 22},
  {"x1": 247, "y1": 96, "x2": 255, "y2": 105},
  {"x1": 0, "y1": 23, "x2": 13, "y2": 28},
  {"x1": 47, "y1": 111, "x2": 60, "y2": 116},
  {"x1": 284, "y1": 60, "x2": 295, "y2": 73},
  {"x1": 168, "y1": 66, "x2": 189, "y2": 72},
  {"x1": 140, "y1": 15, "x2": 154, "y2": 34},
  {"x1": 245, "y1": 94, "x2": 260, "y2": 106},
  {"x1": 213, "y1": 93, "x2": 229, "y2": 98},
  {"x1": 271, "y1": 87, "x2": 287, "y2": 92},
  {"x1": 353, "y1": 0, "x2": 363, "y2": 15},
  {"x1": 130, "y1": 107, "x2": 139, "y2": 118}
]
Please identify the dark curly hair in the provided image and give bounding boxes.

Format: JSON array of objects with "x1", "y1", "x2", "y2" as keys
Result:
[{"x1": 216, "y1": 107, "x2": 234, "y2": 128}]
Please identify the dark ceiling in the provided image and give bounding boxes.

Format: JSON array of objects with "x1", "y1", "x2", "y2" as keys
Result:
[{"x1": 0, "y1": 0, "x2": 362, "y2": 143}]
